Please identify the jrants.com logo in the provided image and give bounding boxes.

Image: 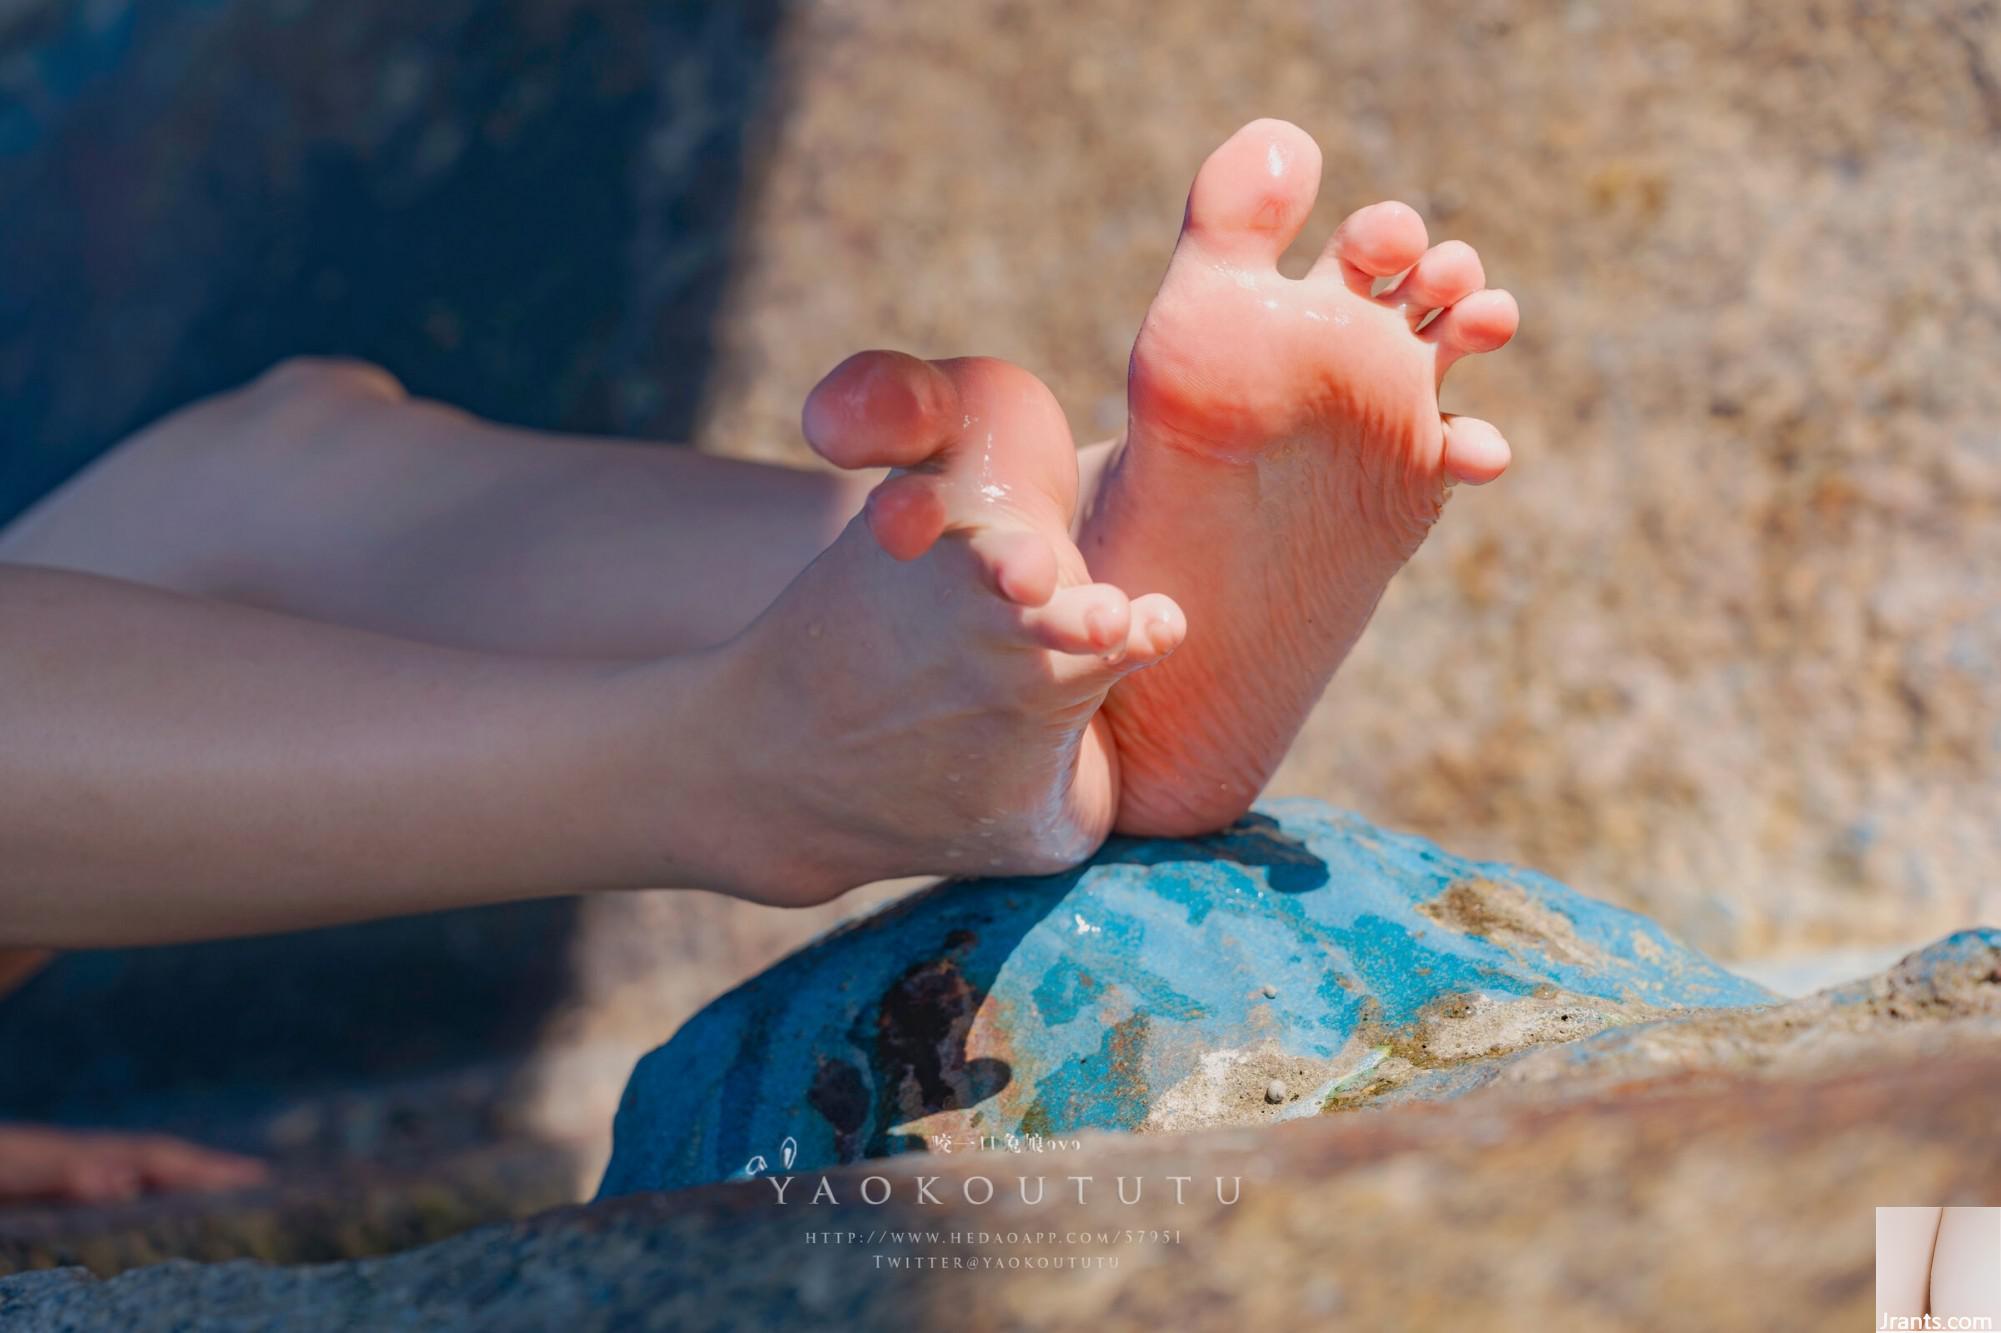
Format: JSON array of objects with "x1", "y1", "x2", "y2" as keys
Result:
[{"x1": 1878, "y1": 1207, "x2": 2000, "y2": 1330}]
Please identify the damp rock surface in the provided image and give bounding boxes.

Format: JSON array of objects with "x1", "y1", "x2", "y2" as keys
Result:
[{"x1": 597, "y1": 800, "x2": 1772, "y2": 1197}]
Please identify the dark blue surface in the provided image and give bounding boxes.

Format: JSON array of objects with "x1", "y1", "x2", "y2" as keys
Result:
[{"x1": 0, "y1": 1, "x2": 787, "y2": 524}]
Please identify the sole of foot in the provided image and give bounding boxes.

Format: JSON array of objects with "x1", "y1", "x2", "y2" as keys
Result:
[{"x1": 1078, "y1": 117, "x2": 1520, "y2": 837}]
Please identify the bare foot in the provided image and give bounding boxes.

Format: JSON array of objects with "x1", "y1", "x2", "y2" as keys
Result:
[
  {"x1": 0, "y1": 954, "x2": 266, "y2": 1206},
  {"x1": 0, "y1": 1124, "x2": 268, "y2": 1205},
  {"x1": 690, "y1": 352, "x2": 1185, "y2": 904},
  {"x1": 1079, "y1": 119, "x2": 1521, "y2": 836}
]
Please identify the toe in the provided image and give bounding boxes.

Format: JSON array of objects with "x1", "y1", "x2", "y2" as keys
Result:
[
  {"x1": 1426, "y1": 288, "x2": 1520, "y2": 375},
  {"x1": 1316, "y1": 200, "x2": 1429, "y2": 294},
  {"x1": 965, "y1": 527, "x2": 1060, "y2": 607},
  {"x1": 829, "y1": 352, "x2": 1082, "y2": 562},
  {"x1": 1180, "y1": 118, "x2": 1323, "y2": 267},
  {"x1": 932, "y1": 356, "x2": 1082, "y2": 524},
  {"x1": 1036, "y1": 589, "x2": 1188, "y2": 695},
  {"x1": 803, "y1": 350, "x2": 961, "y2": 470},
  {"x1": 1020, "y1": 582, "x2": 1133, "y2": 655},
  {"x1": 863, "y1": 473, "x2": 949, "y2": 561},
  {"x1": 1118, "y1": 592, "x2": 1188, "y2": 667},
  {"x1": 1393, "y1": 240, "x2": 1485, "y2": 324},
  {"x1": 1441, "y1": 415, "x2": 1512, "y2": 485}
]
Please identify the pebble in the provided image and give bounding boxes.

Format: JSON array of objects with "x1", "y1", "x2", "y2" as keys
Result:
[
  {"x1": 1265, "y1": 1079, "x2": 1287, "y2": 1104},
  {"x1": 1261, "y1": 983, "x2": 1278, "y2": 999}
]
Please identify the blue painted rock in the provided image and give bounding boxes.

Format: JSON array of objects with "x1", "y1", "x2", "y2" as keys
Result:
[{"x1": 598, "y1": 800, "x2": 1773, "y2": 1197}]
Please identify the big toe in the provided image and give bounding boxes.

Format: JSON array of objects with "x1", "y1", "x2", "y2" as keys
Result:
[
  {"x1": 841, "y1": 354, "x2": 1083, "y2": 566},
  {"x1": 803, "y1": 350, "x2": 961, "y2": 470},
  {"x1": 934, "y1": 356, "x2": 1080, "y2": 515},
  {"x1": 1181, "y1": 118, "x2": 1324, "y2": 267}
]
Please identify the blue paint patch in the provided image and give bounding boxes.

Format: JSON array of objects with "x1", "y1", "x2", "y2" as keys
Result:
[
  {"x1": 1029, "y1": 956, "x2": 1102, "y2": 1028},
  {"x1": 598, "y1": 799, "x2": 1778, "y2": 1197}
]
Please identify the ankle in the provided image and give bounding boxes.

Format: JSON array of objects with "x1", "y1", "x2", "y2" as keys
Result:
[
  {"x1": 587, "y1": 648, "x2": 757, "y2": 894},
  {"x1": 592, "y1": 643, "x2": 858, "y2": 907}
]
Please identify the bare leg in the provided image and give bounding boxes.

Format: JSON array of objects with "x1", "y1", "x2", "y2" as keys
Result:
[
  {"x1": 0, "y1": 354, "x2": 1180, "y2": 945},
  {"x1": 3, "y1": 359, "x2": 1123, "y2": 658},
  {"x1": 0, "y1": 359, "x2": 873, "y2": 658},
  {"x1": 0, "y1": 564, "x2": 734, "y2": 945},
  {"x1": 0, "y1": 356, "x2": 1151, "y2": 1206},
  {"x1": 1, "y1": 363, "x2": 709, "y2": 1201}
]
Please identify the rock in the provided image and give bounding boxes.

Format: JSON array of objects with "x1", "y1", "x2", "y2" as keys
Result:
[
  {"x1": 0, "y1": 1140, "x2": 582, "y2": 1279},
  {"x1": 6, "y1": 804, "x2": 1993, "y2": 1325},
  {"x1": 597, "y1": 800, "x2": 1771, "y2": 1197},
  {"x1": 0, "y1": 877, "x2": 914, "y2": 1274},
  {"x1": 9, "y1": 1043, "x2": 2000, "y2": 1332},
  {"x1": 1461, "y1": 924, "x2": 2001, "y2": 1102}
]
